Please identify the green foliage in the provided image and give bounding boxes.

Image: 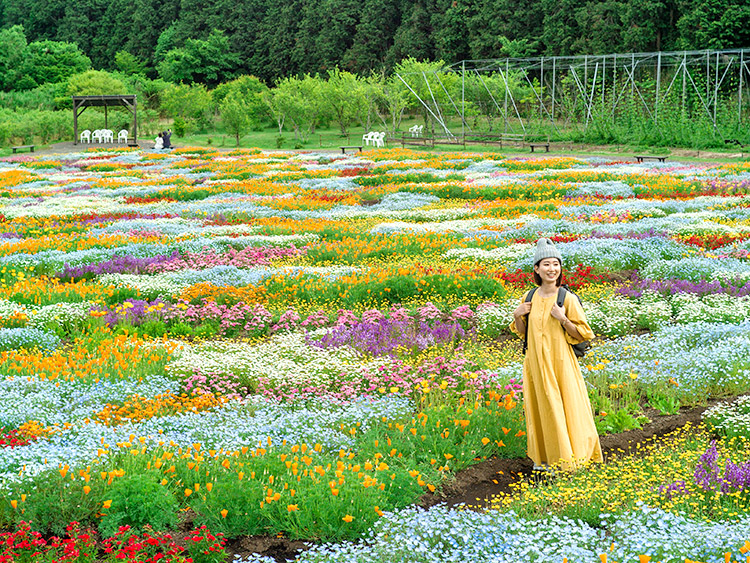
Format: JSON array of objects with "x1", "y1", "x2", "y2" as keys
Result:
[
  {"x1": 2, "y1": 469, "x2": 100, "y2": 535},
  {"x1": 0, "y1": 107, "x2": 70, "y2": 145},
  {"x1": 138, "y1": 319, "x2": 167, "y2": 338},
  {"x1": 105, "y1": 288, "x2": 143, "y2": 305},
  {"x1": 0, "y1": 25, "x2": 27, "y2": 92},
  {"x1": 647, "y1": 391, "x2": 682, "y2": 415},
  {"x1": 322, "y1": 68, "x2": 367, "y2": 136},
  {"x1": 161, "y1": 83, "x2": 213, "y2": 133},
  {"x1": 168, "y1": 321, "x2": 194, "y2": 337},
  {"x1": 220, "y1": 92, "x2": 253, "y2": 146},
  {"x1": 19, "y1": 40, "x2": 91, "y2": 90},
  {"x1": 594, "y1": 407, "x2": 649, "y2": 434},
  {"x1": 115, "y1": 51, "x2": 148, "y2": 77},
  {"x1": 272, "y1": 75, "x2": 327, "y2": 142},
  {"x1": 55, "y1": 70, "x2": 129, "y2": 109},
  {"x1": 98, "y1": 472, "x2": 179, "y2": 538},
  {"x1": 157, "y1": 30, "x2": 240, "y2": 87},
  {"x1": 194, "y1": 321, "x2": 220, "y2": 339}
]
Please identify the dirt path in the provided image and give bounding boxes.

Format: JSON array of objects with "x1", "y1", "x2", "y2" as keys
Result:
[{"x1": 418, "y1": 402, "x2": 710, "y2": 511}]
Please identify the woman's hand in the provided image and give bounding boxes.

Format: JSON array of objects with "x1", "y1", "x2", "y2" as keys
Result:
[
  {"x1": 513, "y1": 302, "x2": 532, "y2": 320},
  {"x1": 550, "y1": 303, "x2": 566, "y2": 322},
  {"x1": 552, "y1": 303, "x2": 583, "y2": 339}
]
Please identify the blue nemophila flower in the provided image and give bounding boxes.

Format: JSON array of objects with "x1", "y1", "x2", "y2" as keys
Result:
[{"x1": 0, "y1": 328, "x2": 60, "y2": 353}]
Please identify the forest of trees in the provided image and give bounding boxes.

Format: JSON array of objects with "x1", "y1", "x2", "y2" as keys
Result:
[{"x1": 2, "y1": 0, "x2": 750, "y2": 86}]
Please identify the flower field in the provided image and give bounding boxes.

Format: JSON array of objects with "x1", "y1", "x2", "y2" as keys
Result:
[{"x1": 0, "y1": 146, "x2": 749, "y2": 562}]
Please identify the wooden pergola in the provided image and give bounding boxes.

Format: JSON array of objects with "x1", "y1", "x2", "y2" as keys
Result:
[{"x1": 72, "y1": 95, "x2": 138, "y2": 145}]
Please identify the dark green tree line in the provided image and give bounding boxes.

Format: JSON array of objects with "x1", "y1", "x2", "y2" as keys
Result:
[{"x1": 1, "y1": 0, "x2": 749, "y2": 86}]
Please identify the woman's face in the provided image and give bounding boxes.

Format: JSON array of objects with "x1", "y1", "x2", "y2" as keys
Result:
[{"x1": 534, "y1": 258, "x2": 561, "y2": 284}]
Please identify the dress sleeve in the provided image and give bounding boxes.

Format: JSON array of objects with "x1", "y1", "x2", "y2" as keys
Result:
[
  {"x1": 509, "y1": 291, "x2": 531, "y2": 338},
  {"x1": 563, "y1": 292, "x2": 595, "y2": 344}
]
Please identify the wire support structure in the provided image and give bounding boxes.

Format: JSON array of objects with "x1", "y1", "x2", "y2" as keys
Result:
[{"x1": 395, "y1": 48, "x2": 750, "y2": 143}]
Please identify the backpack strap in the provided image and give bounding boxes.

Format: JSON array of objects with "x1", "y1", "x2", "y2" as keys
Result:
[
  {"x1": 522, "y1": 288, "x2": 537, "y2": 354},
  {"x1": 556, "y1": 286, "x2": 567, "y2": 309}
]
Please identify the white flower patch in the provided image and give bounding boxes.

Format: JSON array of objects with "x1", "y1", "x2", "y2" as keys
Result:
[
  {"x1": 166, "y1": 333, "x2": 385, "y2": 388},
  {"x1": 445, "y1": 243, "x2": 534, "y2": 263},
  {"x1": 0, "y1": 299, "x2": 33, "y2": 320},
  {"x1": 27, "y1": 302, "x2": 96, "y2": 329},
  {"x1": 568, "y1": 180, "x2": 635, "y2": 198},
  {"x1": 97, "y1": 273, "x2": 189, "y2": 295},
  {"x1": 703, "y1": 395, "x2": 750, "y2": 437},
  {"x1": 179, "y1": 233, "x2": 320, "y2": 248},
  {"x1": 2, "y1": 195, "x2": 127, "y2": 218},
  {"x1": 476, "y1": 299, "x2": 519, "y2": 338},
  {"x1": 375, "y1": 206, "x2": 478, "y2": 221},
  {"x1": 371, "y1": 216, "x2": 534, "y2": 235},
  {"x1": 674, "y1": 293, "x2": 750, "y2": 324}
]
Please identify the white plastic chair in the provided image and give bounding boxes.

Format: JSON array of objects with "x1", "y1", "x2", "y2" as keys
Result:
[
  {"x1": 374, "y1": 132, "x2": 386, "y2": 147},
  {"x1": 416, "y1": 125, "x2": 424, "y2": 137},
  {"x1": 80, "y1": 130, "x2": 91, "y2": 143},
  {"x1": 91, "y1": 129, "x2": 102, "y2": 143},
  {"x1": 117, "y1": 129, "x2": 129, "y2": 143},
  {"x1": 102, "y1": 129, "x2": 114, "y2": 143},
  {"x1": 362, "y1": 132, "x2": 375, "y2": 146}
]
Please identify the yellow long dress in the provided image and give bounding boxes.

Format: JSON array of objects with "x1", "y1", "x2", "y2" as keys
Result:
[{"x1": 510, "y1": 289, "x2": 603, "y2": 470}]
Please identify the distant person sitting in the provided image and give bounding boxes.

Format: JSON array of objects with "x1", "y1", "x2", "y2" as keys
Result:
[
  {"x1": 162, "y1": 129, "x2": 172, "y2": 149},
  {"x1": 154, "y1": 133, "x2": 163, "y2": 150}
]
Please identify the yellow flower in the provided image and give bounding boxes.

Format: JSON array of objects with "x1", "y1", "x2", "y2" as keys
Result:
[
  {"x1": 342, "y1": 514, "x2": 354, "y2": 522},
  {"x1": 220, "y1": 509, "x2": 228, "y2": 518}
]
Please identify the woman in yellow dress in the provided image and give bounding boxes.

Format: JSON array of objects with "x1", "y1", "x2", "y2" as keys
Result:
[{"x1": 511, "y1": 238, "x2": 603, "y2": 471}]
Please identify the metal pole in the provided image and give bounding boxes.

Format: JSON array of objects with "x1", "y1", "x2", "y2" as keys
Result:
[
  {"x1": 631, "y1": 52, "x2": 635, "y2": 102},
  {"x1": 714, "y1": 51, "x2": 719, "y2": 129},
  {"x1": 133, "y1": 97, "x2": 138, "y2": 144},
  {"x1": 551, "y1": 57, "x2": 556, "y2": 122},
  {"x1": 462, "y1": 60, "x2": 465, "y2": 140},
  {"x1": 602, "y1": 55, "x2": 606, "y2": 107},
  {"x1": 706, "y1": 50, "x2": 710, "y2": 102},
  {"x1": 584, "y1": 54, "x2": 588, "y2": 88},
  {"x1": 682, "y1": 52, "x2": 687, "y2": 119},
  {"x1": 504, "y1": 60, "x2": 509, "y2": 134},
  {"x1": 655, "y1": 51, "x2": 661, "y2": 124},
  {"x1": 540, "y1": 57, "x2": 544, "y2": 124},
  {"x1": 612, "y1": 54, "x2": 617, "y2": 119},
  {"x1": 740, "y1": 51, "x2": 745, "y2": 123},
  {"x1": 73, "y1": 99, "x2": 78, "y2": 145}
]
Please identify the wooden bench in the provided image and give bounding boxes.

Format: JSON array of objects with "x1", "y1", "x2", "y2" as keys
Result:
[
  {"x1": 529, "y1": 142, "x2": 550, "y2": 153},
  {"x1": 340, "y1": 145, "x2": 363, "y2": 154},
  {"x1": 634, "y1": 155, "x2": 668, "y2": 163},
  {"x1": 11, "y1": 145, "x2": 35, "y2": 154}
]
